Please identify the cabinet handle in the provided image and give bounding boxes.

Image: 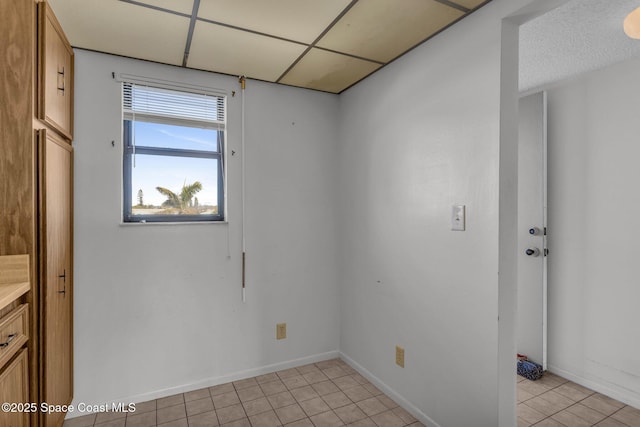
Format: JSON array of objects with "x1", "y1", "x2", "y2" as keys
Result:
[
  {"x1": 0, "y1": 333, "x2": 17, "y2": 349},
  {"x1": 59, "y1": 269, "x2": 66, "y2": 295},
  {"x1": 57, "y1": 66, "x2": 65, "y2": 93}
]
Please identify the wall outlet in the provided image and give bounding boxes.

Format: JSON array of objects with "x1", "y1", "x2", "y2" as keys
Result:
[
  {"x1": 276, "y1": 323, "x2": 287, "y2": 340},
  {"x1": 396, "y1": 345, "x2": 405, "y2": 368}
]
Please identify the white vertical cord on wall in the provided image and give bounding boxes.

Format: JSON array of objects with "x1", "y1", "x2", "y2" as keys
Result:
[{"x1": 240, "y1": 76, "x2": 246, "y2": 303}]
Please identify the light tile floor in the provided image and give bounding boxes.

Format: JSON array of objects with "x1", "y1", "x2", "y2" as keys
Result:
[
  {"x1": 61, "y1": 359, "x2": 640, "y2": 427},
  {"x1": 62, "y1": 358, "x2": 426, "y2": 427},
  {"x1": 517, "y1": 371, "x2": 640, "y2": 427}
]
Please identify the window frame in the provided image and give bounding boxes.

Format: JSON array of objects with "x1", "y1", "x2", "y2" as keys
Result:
[{"x1": 121, "y1": 84, "x2": 226, "y2": 224}]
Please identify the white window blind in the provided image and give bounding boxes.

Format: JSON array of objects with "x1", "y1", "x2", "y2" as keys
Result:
[{"x1": 123, "y1": 82, "x2": 225, "y2": 130}]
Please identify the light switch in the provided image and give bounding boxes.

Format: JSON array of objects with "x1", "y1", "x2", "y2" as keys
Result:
[{"x1": 452, "y1": 205, "x2": 465, "y2": 231}]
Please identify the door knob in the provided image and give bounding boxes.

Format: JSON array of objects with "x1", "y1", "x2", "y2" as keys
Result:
[
  {"x1": 526, "y1": 248, "x2": 541, "y2": 257},
  {"x1": 529, "y1": 226, "x2": 547, "y2": 235}
]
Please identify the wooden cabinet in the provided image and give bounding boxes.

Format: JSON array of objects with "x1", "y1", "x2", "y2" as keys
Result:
[
  {"x1": 38, "y1": 2, "x2": 74, "y2": 140},
  {"x1": 0, "y1": 305, "x2": 30, "y2": 369},
  {"x1": 0, "y1": 256, "x2": 31, "y2": 427},
  {"x1": 0, "y1": 1, "x2": 74, "y2": 426},
  {"x1": 0, "y1": 349, "x2": 30, "y2": 427},
  {"x1": 38, "y1": 130, "x2": 73, "y2": 427}
]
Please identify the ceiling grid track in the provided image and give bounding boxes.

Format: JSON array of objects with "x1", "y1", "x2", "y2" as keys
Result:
[
  {"x1": 313, "y1": 46, "x2": 385, "y2": 65},
  {"x1": 433, "y1": 0, "x2": 471, "y2": 13},
  {"x1": 195, "y1": 16, "x2": 308, "y2": 47},
  {"x1": 118, "y1": 0, "x2": 190, "y2": 18},
  {"x1": 342, "y1": 1, "x2": 491, "y2": 93},
  {"x1": 275, "y1": 0, "x2": 361, "y2": 83},
  {"x1": 195, "y1": 14, "x2": 386, "y2": 66},
  {"x1": 182, "y1": 0, "x2": 201, "y2": 67},
  {"x1": 56, "y1": 0, "x2": 495, "y2": 93}
]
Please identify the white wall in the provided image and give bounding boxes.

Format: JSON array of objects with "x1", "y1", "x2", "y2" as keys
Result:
[
  {"x1": 71, "y1": 1, "x2": 623, "y2": 424},
  {"x1": 72, "y1": 50, "x2": 340, "y2": 406},
  {"x1": 545, "y1": 58, "x2": 640, "y2": 407},
  {"x1": 336, "y1": 1, "x2": 532, "y2": 426}
]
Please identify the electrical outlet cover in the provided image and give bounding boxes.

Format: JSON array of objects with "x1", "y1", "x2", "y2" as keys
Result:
[
  {"x1": 276, "y1": 323, "x2": 287, "y2": 340},
  {"x1": 396, "y1": 346, "x2": 405, "y2": 368},
  {"x1": 452, "y1": 205, "x2": 466, "y2": 231}
]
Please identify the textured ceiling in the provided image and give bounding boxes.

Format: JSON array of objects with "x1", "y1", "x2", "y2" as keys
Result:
[
  {"x1": 48, "y1": 0, "x2": 491, "y2": 93},
  {"x1": 520, "y1": 0, "x2": 640, "y2": 92}
]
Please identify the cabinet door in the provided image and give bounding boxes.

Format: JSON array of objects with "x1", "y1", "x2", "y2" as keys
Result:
[
  {"x1": 38, "y1": 2, "x2": 73, "y2": 140},
  {"x1": 0, "y1": 349, "x2": 30, "y2": 427},
  {"x1": 38, "y1": 130, "x2": 73, "y2": 427}
]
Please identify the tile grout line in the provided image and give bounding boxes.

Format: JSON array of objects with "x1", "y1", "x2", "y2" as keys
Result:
[
  {"x1": 174, "y1": 360, "x2": 399, "y2": 426},
  {"x1": 518, "y1": 375, "x2": 633, "y2": 427},
  {"x1": 80, "y1": 363, "x2": 633, "y2": 427}
]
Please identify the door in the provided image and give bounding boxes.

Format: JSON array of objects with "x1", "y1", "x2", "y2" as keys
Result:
[
  {"x1": 39, "y1": 129, "x2": 73, "y2": 427},
  {"x1": 517, "y1": 92, "x2": 548, "y2": 369},
  {"x1": 38, "y1": 2, "x2": 74, "y2": 140}
]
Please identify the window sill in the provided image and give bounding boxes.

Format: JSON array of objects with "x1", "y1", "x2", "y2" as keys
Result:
[{"x1": 120, "y1": 221, "x2": 228, "y2": 227}]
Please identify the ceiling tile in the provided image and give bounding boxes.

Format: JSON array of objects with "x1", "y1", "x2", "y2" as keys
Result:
[
  {"x1": 188, "y1": 20, "x2": 307, "y2": 82},
  {"x1": 131, "y1": 0, "x2": 195, "y2": 15},
  {"x1": 48, "y1": 0, "x2": 189, "y2": 65},
  {"x1": 448, "y1": 0, "x2": 488, "y2": 10},
  {"x1": 317, "y1": 0, "x2": 464, "y2": 63},
  {"x1": 279, "y1": 48, "x2": 381, "y2": 93},
  {"x1": 197, "y1": 0, "x2": 350, "y2": 43}
]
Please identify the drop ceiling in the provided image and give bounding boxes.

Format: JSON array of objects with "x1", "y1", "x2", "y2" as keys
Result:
[{"x1": 49, "y1": 0, "x2": 491, "y2": 93}]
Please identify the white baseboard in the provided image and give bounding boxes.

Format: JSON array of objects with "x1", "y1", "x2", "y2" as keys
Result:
[
  {"x1": 66, "y1": 350, "x2": 339, "y2": 419},
  {"x1": 339, "y1": 351, "x2": 442, "y2": 427},
  {"x1": 548, "y1": 364, "x2": 640, "y2": 409}
]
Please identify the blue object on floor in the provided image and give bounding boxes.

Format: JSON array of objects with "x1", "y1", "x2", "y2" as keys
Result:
[{"x1": 517, "y1": 360, "x2": 544, "y2": 380}]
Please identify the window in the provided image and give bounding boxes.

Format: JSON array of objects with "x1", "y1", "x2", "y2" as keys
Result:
[{"x1": 122, "y1": 81, "x2": 226, "y2": 222}]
